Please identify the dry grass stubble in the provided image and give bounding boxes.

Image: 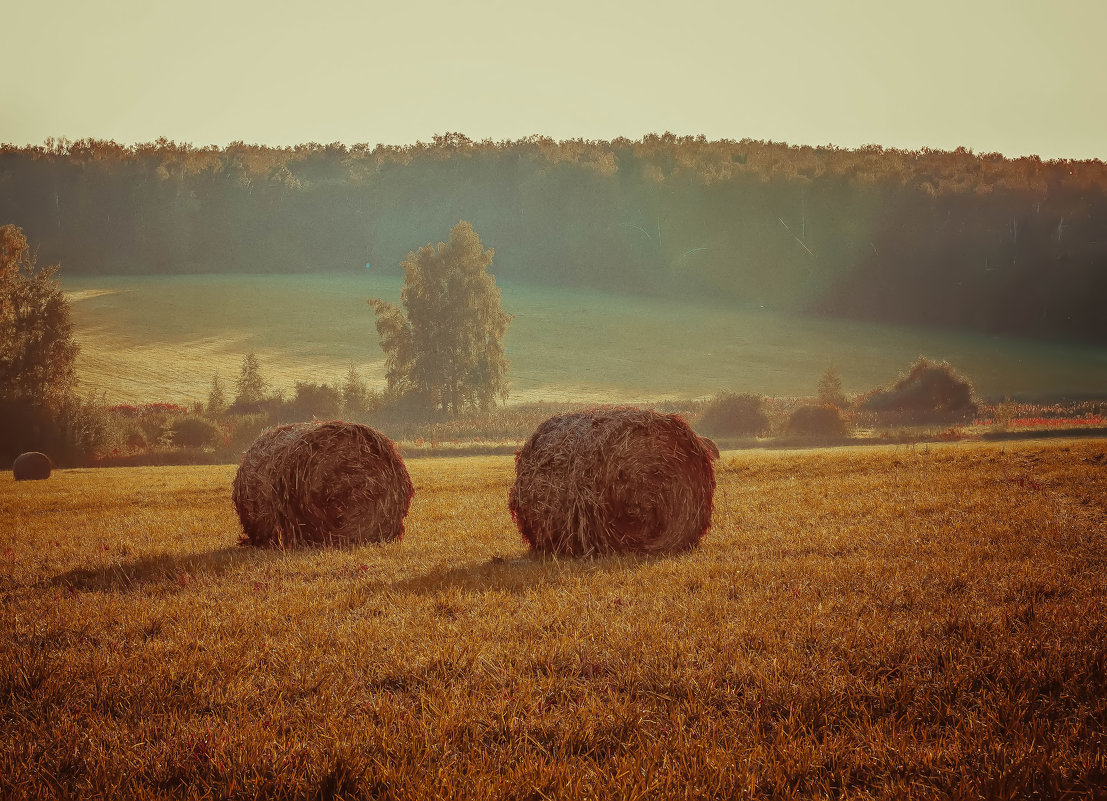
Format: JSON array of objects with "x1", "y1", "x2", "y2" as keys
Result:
[{"x1": 1, "y1": 440, "x2": 1105, "y2": 798}]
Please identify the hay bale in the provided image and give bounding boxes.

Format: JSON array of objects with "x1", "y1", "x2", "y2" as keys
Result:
[
  {"x1": 509, "y1": 408, "x2": 717, "y2": 557},
  {"x1": 13, "y1": 451, "x2": 52, "y2": 481},
  {"x1": 232, "y1": 421, "x2": 414, "y2": 548}
]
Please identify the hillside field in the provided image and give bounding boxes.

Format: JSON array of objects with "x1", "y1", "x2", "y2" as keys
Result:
[
  {"x1": 63, "y1": 274, "x2": 1107, "y2": 406},
  {"x1": 2, "y1": 439, "x2": 1106, "y2": 798}
]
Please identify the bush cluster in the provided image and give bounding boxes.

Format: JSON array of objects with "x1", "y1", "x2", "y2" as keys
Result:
[
  {"x1": 696, "y1": 393, "x2": 770, "y2": 439},
  {"x1": 859, "y1": 357, "x2": 977, "y2": 424},
  {"x1": 786, "y1": 405, "x2": 850, "y2": 438},
  {"x1": 694, "y1": 356, "x2": 980, "y2": 445},
  {"x1": 90, "y1": 368, "x2": 428, "y2": 465}
]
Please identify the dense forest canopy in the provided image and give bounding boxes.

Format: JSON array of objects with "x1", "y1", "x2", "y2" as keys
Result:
[{"x1": 1, "y1": 133, "x2": 1105, "y2": 343}]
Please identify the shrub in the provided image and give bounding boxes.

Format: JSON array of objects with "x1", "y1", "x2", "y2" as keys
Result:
[
  {"x1": 1, "y1": 395, "x2": 114, "y2": 468},
  {"x1": 282, "y1": 381, "x2": 343, "y2": 423},
  {"x1": 109, "y1": 403, "x2": 191, "y2": 448},
  {"x1": 859, "y1": 357, "x2": 977, "y2": 424},
  {"x1": 170, "y1": 416, "x2": 223, "y2": 449},
  {"x1": 786, "y1": 404, "x2": 850, "y2": 438},
  {"x1": 224, "y1": 414, "x2": 269, "y2": 456},
  {"x1": 696, "y1": 393, "x2": 769, "y2": 438}
]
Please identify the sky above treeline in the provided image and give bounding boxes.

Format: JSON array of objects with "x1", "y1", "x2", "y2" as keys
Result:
[{"x1": 3, "y1": 0, "x2": 1104, "y2": 160}]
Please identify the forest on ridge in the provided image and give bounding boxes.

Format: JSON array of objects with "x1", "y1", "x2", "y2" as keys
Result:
[{"x1": 2, "y1": 133, "x2": 1105, "y2": 343}]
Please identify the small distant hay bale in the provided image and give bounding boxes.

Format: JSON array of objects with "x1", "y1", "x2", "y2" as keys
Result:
[
  {"x1": 509, "y1": 408, "x2": 718, "y2": 557},
  {"x1": 13, "y1": 452, "x2": 52, "y2": 481},
  {"x1": 232, "y1": 421, "x2": 414, "y2": 548}
]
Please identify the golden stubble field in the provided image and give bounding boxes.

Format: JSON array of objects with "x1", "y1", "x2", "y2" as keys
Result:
[{"x1": 2, "y1": 439, "x2": 1106, "y2": 799}]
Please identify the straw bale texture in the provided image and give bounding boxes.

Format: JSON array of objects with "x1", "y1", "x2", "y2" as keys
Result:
[
  {"x1": 13, "y1": 451, "x2": 52, "y2": 481},
  {"x1": 233, "y1": 421, "x2": 413, "y2": 548},
  {"x1": 509, "y1": 408, "x2": 717, "y2": 557}
]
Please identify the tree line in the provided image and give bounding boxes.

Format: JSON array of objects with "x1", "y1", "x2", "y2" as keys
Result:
[{"x1": 1, "y1": 133, "x2": 1106, "y2": 342}]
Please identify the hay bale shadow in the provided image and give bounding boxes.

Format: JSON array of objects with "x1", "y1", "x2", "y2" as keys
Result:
[
  {"x1": 50, "y1": 547, "x2": 288, "y2": 593},
  {"x1": 390, "y1": 552, "x2": 670, "y2": 597}
]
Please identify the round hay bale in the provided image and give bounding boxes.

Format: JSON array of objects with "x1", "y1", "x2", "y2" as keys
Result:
[
  {"x1": 13, "y1": 451, "x2": 52, "y2": 481},
  {"x1": 509, "y1": 408, "x2": 718, "y2": 557},
  {"x1": 232, "y1": 421, "x2": 414, "y2": 548}
]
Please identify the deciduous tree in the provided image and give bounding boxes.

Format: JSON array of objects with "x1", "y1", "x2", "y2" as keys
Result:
[
  {"x1": 0, "y1": 225, "x2": 79, "y2": 411},
  {"x1": 369, "y1": 221, "x2": 511, "y2": 415},
  {"x1": 0, "y1": 224, "x2": 83, "y2": 461}
]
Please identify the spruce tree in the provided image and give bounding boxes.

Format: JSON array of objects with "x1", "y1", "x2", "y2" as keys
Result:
[
  {"x1": 206, "y1": 373, "x2": 227, "y2": 416},
  {"x1": 233, "y1": 352, "x2": 269, "y2": 411},
  {"x1": 817, "y1": 365, "x2": 848, "y2": 409}
]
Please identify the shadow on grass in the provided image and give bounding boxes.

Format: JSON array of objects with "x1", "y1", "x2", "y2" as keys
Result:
[
  {"x1": 47, "y1": 538, "x2": 683, "y2": 597},
  {"x1": 389, "y1": 551, "x2": 669, "y2": 597},
  {"x1": 50, "y1": 546, "x2": 290, "y2": 593}
]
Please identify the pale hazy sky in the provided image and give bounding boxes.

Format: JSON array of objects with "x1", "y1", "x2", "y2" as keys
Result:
[{"x1": 3, "y1": 0, "x2": 1104, "y2": 159}]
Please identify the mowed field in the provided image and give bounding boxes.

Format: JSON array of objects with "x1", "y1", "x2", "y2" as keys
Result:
[
  {"x1": 2, "y1": 439, "x2": 1106, "y2": 799},
  {"x1": 63, "y1": 274, "x2": 1107, "y2": 406}
]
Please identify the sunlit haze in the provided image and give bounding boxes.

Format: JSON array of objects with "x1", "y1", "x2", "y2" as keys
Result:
[{"x1": 3, "y1": 0, "x2": 1105, "y2": 159}]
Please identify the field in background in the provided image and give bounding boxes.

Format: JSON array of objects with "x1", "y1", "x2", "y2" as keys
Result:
[
  {"x1": 3, "y1": 439, "x2": 1105, "y2": 798},
  {"x1": 64, "y1": 274, "x2": 1107, "y2": 406}
]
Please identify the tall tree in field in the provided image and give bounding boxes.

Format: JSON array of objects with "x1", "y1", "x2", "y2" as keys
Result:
[
  {"x1": 369, "y1": 221, "x2": 511, "y2": 415},
  {"x1": 0, "y1": 224, "x2": 79, "y2": 411},
  {"x1": 0, "y1": 224, "x2": 81, "y2": 461}
]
